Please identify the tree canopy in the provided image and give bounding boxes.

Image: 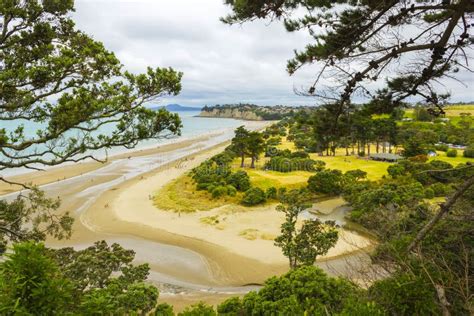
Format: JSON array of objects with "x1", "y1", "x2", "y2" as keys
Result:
[
  {"x1": 0, "y1": 0, "x2": 183, "y2": 179},
  {"x1": 223, "y1": 0, "x2": 473, "y2": 120}
]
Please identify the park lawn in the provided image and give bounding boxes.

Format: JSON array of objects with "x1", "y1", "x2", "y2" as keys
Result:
[
  {"x1": 309, "y1": 153, "x2": 390, "y2": 181},
  {"x1": 153, "y1": 175, "x2": 241, "y2": 213},
  {"x1": 404, "y1": 104, "x2": 474, "y2": 121},
  {"x1": 429, "y1": 151, "x2": 474, "y2": 166}
]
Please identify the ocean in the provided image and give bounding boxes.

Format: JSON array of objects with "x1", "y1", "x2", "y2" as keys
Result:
[{"x1": 0, "y1": 111, "x2": 245, "y2": 176}]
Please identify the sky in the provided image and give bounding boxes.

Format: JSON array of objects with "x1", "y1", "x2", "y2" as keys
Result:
[{"x1": 73, "y1": 0, "x2": 474, "y2": 108}]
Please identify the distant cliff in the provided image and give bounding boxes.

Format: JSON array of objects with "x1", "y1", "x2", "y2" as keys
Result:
[
  {"x1": 150, "y1": 104, "x2": 202, "y2": 112},
  {"x1": 198, "y1": 104, "x2": 297, "y2": 121}
]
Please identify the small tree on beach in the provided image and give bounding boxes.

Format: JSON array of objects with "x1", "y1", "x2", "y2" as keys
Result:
[{"x1": 274, "y1": 196, "x2": 338, "y2": 269}]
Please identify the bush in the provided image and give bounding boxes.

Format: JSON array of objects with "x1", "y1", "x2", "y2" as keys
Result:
[
  {"x1": 217, "y1": 266, "x2": 382, "y2": 315},
  {"x1": 226, "y1": 185, "x2": 237, "y2": 197},
  {"x1": 211, "y1": 186, "x2": 227, "y2": 199},
  {"x1": 227, "y1": 171, "x2": 251, "y2": 191},
  {"x1": 424, "y1": 188, "x2": 435, "y2": 199},
  {"x1": 434, "y1": 144, "x2": 449, "y2": 152},
  {"x1": 430, "y1": 183, "x2": 448, "y2": 197},
  {"x1": 387, "y1": 164, "x2": 406, "y2": 178},
  {"x1": 265, "y1": 157, "x2": 324, "y2": 173},
  {"x1": 446, "y1": 149, "x2": 457, "y2": 157},
  {"x1": 241, "y1": 188, "x2": 267, "y2": 206},
  {"x1": 178, "y1": 302, "x2": 216, "y2": 316},
  {"x1": 463, "y1": 147, "x2": 474, "y2": 158},
  {"x1": 291, "y1": 151, "x2": 310, "y2": 159},
  {"x1": 307, "y1": 170, "x2": 344, "y2": 195},
  {"x1": 266, "y1": 187, "x2": 278, "y2": 199},
  {"x1": 154, "y1": 303, "x2": 174, "y2": 316}
]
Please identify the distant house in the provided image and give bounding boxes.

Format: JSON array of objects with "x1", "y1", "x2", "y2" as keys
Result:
[{"x1": 370, "y1": 153, "x2": 403, "y2": 162}]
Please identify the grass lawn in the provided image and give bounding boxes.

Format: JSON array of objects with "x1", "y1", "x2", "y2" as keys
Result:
[
  {"x1": 310, "y1": 154, "x2": 390, "y2": 180},
  {"x1": 429, "y1": 151, "x2": 474, "y2": 166}
]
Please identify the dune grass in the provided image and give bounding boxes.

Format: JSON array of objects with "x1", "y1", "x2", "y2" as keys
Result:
[{"x1": 153, "y1": 175, "x2": 241, "y2": 213}]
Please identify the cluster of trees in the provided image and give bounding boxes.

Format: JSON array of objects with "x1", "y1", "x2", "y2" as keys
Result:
[
  {"x1": 191, "y1": 146, "x2": 280, "y2": 206},
  {"x1": 0, "y1": 241, "x2": 168, "y2": 314},
  {"x1": 288, "y1": 105, "x2": 399, "y2": 157},
  {"x1": 229, "y1": 126, "x2": 266, "y2": 168},
  {"x1": 264, "y1": 149, "x2": 325, "y2": 173},
  {"x1": 345, "y1": 159, "x2": 473, "y2": 314}
]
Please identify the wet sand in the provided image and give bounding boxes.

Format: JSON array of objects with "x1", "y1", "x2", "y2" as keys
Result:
[{"x1": 1, "y1": 121, "x2": 376, "y2": 310}]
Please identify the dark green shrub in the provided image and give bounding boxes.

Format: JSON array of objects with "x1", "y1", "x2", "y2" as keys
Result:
[
  {"x1": 446, "y1": 149, "x2": 457, "y2": 157},
  {"x1": 266, "y1": 187, "x2": 277, "y2": 199},
  {"x1": 424, "y1": 188, "x2": 435, "y2": 199},
  {"x1": 434, "y1": 144, "x2": 449, "y2": 152},
  {"x1": 178, "y1": 302, "x2": 216, "y2": 316},
  {"x1": 217, "y1": 266, "x2": 381, "y2": 315},
  {"x1": 226, "y1": 185, "x2": 237, "y2": 197},
  {"x1": 211, "y1": 186, "x2": 227, "y2": 199},
  {"x1": 387, "y1": 164, "x2": 406, "y2": 178},
  {"x1": 430, "y1": 183, "x2": 447, "y2": 197},
  {"x1": 307, "y1": 170, "x2": 344, "y2": 195},
  {"x1": 463, "y1": 147, "x2": 474, "y2": 158},
  {"x1": 227, "y1": 171, "x2": 251, "y2": 191},
  {"x1": 154, "y1": 303, "x2": 174, "y2": 316},
  {"x1": 370, "y1": 272, "x2": 440, "y2": 315},
  {"x1": 290, "y1": 151, "x2": 309, "y2": 159},
  {"x1": 241, "y1": 188, "x2": 266, "y2": 206}
]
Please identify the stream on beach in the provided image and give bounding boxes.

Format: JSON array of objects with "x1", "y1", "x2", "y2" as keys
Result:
[{"x1": 1, "y1": 129, "x2": 376, "y2": 297}]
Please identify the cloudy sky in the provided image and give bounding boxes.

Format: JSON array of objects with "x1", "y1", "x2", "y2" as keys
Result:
[{"x1": 73, "y1": 0, "x2": 473, "y2": 107}]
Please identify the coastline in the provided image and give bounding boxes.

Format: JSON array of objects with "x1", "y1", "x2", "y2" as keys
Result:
[{"x1": 2, "y1": 120, "x2": 375, "y2": 310}]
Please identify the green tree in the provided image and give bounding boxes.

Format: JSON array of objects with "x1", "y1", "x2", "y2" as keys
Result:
[
  {"x1": 0, "y1": 241, "x2": 162, "y2": 314},
  {"x1": 0, "y1": 189, "x2": 72, "y2": 254},
  {"x1": 217, "y1": 266, "x2": 382, "y2": 315},
  {"x1": 230, "y1": 126, "x2": 250, "y2": 167},
  {"x1": 246, "y1": 131, "x2": 265, "y2": 168},
  {"x1": 0, "y1": 242, "x2": 73, "y2": 314},
  {"x1": 307, "y1": 169, "x2": 345, "y2": 195},
  {"x1": 274, "y1": 201, "x2": 338, "y2": 269},
  {"x1": 223, "y1": 0, "x2": 472, "y2": 116},
  {"x1": 0, "y1": 0, "x2": 182, "y2": 251}
]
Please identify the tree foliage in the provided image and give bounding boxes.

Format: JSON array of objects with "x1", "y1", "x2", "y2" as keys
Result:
[
  {"x1": 274, "y1": 196, "x2": 338, "y2": 269},
  {"x1": 0, "y1": 241, "x2": 161, "y2": 315},
  {"x1": 0, "y1": 0, "x2": 182, "y2": 174},
  {"x1": 223, "y1": 0, "x2": 473, "y2": 119}
]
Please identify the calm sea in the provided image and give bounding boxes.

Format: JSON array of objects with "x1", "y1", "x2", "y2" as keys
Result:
[{"x1": 0, "y1": 111, "x2": 244, "y2": 176}]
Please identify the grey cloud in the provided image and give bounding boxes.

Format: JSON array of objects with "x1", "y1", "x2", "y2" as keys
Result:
[{"x1": 73, "y1": 0, "x2": 473, "y2": 107}]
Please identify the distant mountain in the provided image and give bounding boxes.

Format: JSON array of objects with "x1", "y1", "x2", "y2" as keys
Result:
[{"x1": 150, "y1": 104, "x2": 202, "y2": 112}]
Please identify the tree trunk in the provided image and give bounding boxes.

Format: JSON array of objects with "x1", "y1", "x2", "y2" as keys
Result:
[
  {"x1": 345, "y1": 146, "x2": 349, "y2": 156},
  {"x1": 240, "y1": 153, "x2": 245, "y2": 168},
  {"x1": 367, "y1": 143, "x2": 371, "y2": 157},
  {"x1": 250, "y1": 156, "x2": 256, "y2": 169},
  {"x1": 376, "y1": 141, "x2": 380, "y2": 153}
]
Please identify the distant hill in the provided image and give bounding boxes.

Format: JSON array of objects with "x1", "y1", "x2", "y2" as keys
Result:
[
  {"x1": 199, "y1": 104, "x2": 302, "y2": 121},
  {"x1": 150, "y1": 104, "x2": 202, "y2": 112}
]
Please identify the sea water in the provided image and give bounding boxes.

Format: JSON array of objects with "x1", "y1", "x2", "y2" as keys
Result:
[{"x1": 0, "y1": 111, "x2": 245, "y2": 176}]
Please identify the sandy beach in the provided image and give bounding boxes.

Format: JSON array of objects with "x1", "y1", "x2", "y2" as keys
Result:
[{"x1": 1, "y1": 121, "x2": 375, "y2": 310}]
